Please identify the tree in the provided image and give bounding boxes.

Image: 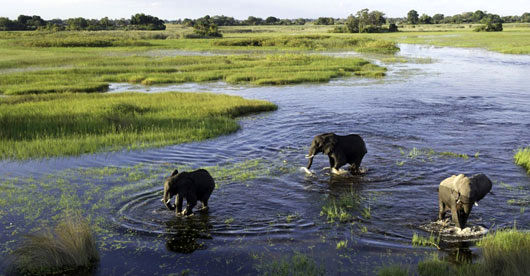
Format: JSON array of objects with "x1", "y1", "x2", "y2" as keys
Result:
[
  {"x1": 294, "y1": 18, "x2": 306, "y2": 25},
  {"x1": 314, "y1": 17, "x2": 334, "y2": 25},
  {"x1": 193, "y1": 16, "x2": 222, "y2": 37},
  {"x1": 243, "y1": 16, "x2": 263, "y2": 25},
  {"x1": 522, "y1": 13, "x2": 530, "y2": 22},
  {"x1": 130, "y1": 13, "x2": 165, "y2": 30},
  {"x1": 265, "y1": 16, "x2": 279, "y2": 25},
  {"x1": 407, "y1": 10, "x2": 419, "y2": 24},
  {"x1": 419, "y1": 14, "x2": 432, "y2": 24},
  {"x1": 345, "y1": 14, "x2": 359, "y2": 33},
  {"x1": 472, "y1": 10, "x2": 486, "y2": 22},
  {"x1": 432, "y1": 14, "x2": 444, "y2": 24},
  {"x1": 67, "y1": 17, "x2": 88, "y2": 30}
]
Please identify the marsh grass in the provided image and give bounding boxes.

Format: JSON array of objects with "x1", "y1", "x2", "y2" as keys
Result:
[
  {"x1": 377, "y1": 265, "x2": 409, "y2": 276},
  {"x1": 0, "y1": 53, "x2": 386, "y2": 94},
  {"x1": 380, "y1": 229, "x2": 530, "y2": 276},
  {"x1": 384, "y1": 26, "x2": 530, "y2": 54},
  {"x1": 476, "y1": 229, "x2": 530, "y2": 276},
  {"x1": 7, "y1": 214, "x2": 99, "y2": 275},
  {"x1": 212, "y1": 35, "x2": 399, "y2": 54},
  {"x1": 412, "y1": 232, "x2": 441, "y2": 249},
  {"x1": 257, "y1": 253, "x2": 325, "y2": 276},
  {"x1": 0, "y1": 92, "x2": 277, "y2": 159},
  {"x1": 320, "y1": 193, "x2": 363, "y2": 223},
  {"x1": 514, "y1": 147, "x2": 530, "y2": 174}
]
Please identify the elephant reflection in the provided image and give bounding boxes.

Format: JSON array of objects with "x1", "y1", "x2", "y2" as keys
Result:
[
  {"x1": 305, "y1": 133, "x2": 367, "y2": 174},
  {"x1": 165, "y1": 214, "x2": 212, "y2": 254},
  {"x1": 438, "y1": 174, "x2": 492, "y2": 229}
]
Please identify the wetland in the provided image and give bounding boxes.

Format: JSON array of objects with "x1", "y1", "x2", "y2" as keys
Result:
[{"x1": 0, "y1": 27, "x2": 529, "y2": 275}]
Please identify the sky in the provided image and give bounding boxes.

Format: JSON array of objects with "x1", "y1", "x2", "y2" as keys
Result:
[{"x1": 1, "y1": 0, "x2": 529, "y2": 20}]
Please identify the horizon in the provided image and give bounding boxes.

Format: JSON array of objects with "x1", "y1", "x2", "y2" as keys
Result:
[{"x1": 0, "y1": 0, "x2": 529, "y2": 21}]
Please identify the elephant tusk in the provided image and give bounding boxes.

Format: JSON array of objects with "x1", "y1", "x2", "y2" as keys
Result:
[
  {"x1": 474, "y1": 202, "x2": 478, "y2": 206},
  {"x1": 305, "y1": 154, "x2": 314, "y2": 159},
  {"x1": 166, "y1": 199, "x2": 171, "y2": 204}
]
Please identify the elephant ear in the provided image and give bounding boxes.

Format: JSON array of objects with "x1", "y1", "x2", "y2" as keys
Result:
[{"x1": 322, "y1": 135, "x2": 337, "y2": 155}]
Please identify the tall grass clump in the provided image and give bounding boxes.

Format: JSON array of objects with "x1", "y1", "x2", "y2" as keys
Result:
[
  {"x1": 514, "y1": 147, "x2": 530, "y2": 174},
  {"x1": 6, "y1": 215, "x2": 99, "y2": 275},
  {"x1": 0, "y1": 92, "x2": 277, "y2": 159},
  {"x1": 476, "y1": 228, "x2": 530, "y2": 276},
  {"x1": 413, "y1": 229, "x2": 530, "y2": 276}
]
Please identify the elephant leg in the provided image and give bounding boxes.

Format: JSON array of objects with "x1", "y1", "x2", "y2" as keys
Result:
[
  {"x1": 176, "y1": 194, "x2": 183, "y2": 215},
  {"x1": 200, "y1": 198, "x2": 209, "y2": 211},
  {"x1": 451, "y1": 207, "x2": 462, "y2": 228},
  {"x1": 438, "y1": 201, "x2": 445, "y2": 220},
  {"x1": 328, "y1": 155, "x2": 335, "y2": 169},
  {"x1": 183, "y1": 195, "x2": 197, "y2": 216}
]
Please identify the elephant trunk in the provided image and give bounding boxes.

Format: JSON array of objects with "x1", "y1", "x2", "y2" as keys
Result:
[
  {"x1": 306, "y1": 147, "x2": 316, "y2": 169},
  {"x1": 162, "y1": 181, "x2": 175, "y2": 210}
]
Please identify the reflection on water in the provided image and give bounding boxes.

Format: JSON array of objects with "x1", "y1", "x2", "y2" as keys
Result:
[
  {"x1": 165, "y1": 214, "x2": 212, "y2": 254},
  {"x1": 1, "y1": 44, "x2": 529, "y2": 275}
]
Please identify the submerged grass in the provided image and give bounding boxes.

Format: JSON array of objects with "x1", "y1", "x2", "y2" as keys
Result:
[
  {"x1": 0, "y1": 92, "x2": 277, "y2": 159},
  {"x1": 257, "y1": 252, "x2": 325, "y2": 276},
  {"x1": 320, "y1": 192, "x2": 363, "y2": 223},
  {"x1": 6, "y1": 214, "x2": 99, "y2": 275},
  {"x1": 412, "y1": 232, "x2": 441, "y2": 249},
  {"x1": 514, "y1": 147, "x2": 530, "y2": 174}
]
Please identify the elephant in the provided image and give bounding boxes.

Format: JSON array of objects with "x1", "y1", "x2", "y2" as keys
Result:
[
  {"x1": 162, "y1": 169, "x2": 215, "y2": 216},
  {"x1": 305, "y1": 133, "x2": 367, "y2": 174},
  {"x1": 438, "y1": 173, "x2": 492, "y2": 229}
]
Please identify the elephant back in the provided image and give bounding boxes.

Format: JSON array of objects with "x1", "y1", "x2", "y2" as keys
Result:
[{"x1": 440, "y1": 174, "x2": 471, "y2": 196}]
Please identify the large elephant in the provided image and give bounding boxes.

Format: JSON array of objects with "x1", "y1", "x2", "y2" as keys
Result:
[
  {"x1": 305, "y1": 133, "x2": 367, "y2": 174},
  {"x1": 162, "y1": 169, "x2": 215, "y2": 216},
  {"x1": 438, "y1": 173, "x2": 492, "y2": 229}
]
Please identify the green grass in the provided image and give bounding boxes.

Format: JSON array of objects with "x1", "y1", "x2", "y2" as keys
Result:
[
  {"x1": 476, "y1": 229, "x2": 530, "y2": 276},
  {"x1": 380, "y1": 229, "x2": 530, "y2": 276},
  {"x1": 0, "y1": 53, "x2": 386, "y2": 95},
  {"x1": 377, "y1": 265, "x2": 409, "y2": 276},
  {"x1": 257, "y1": 253, "x2": 325, "y2": 276},
  {"x1": 412, "y1": 232, "x2": 441, "y2": 249},
  {"x1": 0, "y1": 30, "x2": 392, "y2": 94},
  {"x1": 0, "y1": 92, "x2": 277, "y2": 159},
  {"x1": 6, "y1": 214, "x2": 99, "y2": 275},
  {"x1": 514, "y1": 147, "x2": 530, "y2": 174},
  {"x1": 382, "y1": 25, "x2": 530, "y2": 54},
  {"x1": 320, "y1": 193, "x2": 363, "y2": 223}
]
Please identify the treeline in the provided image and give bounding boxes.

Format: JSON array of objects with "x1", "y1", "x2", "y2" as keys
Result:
[
  {"x1": 401, "y1": 10, "x2": 530, "y2": 25},
  {"x1": 174, "y1": 15, "x2": 308, "y2": 26},
  {"x1": 0, "y1": 13, "x2": 165, "y2": 31}
]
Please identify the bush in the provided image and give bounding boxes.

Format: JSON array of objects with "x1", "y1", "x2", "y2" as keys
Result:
[
  {"x1": 6, "y1": 215, "x2": 99, "y2": 275},
  {"x1": 474, "y1": 21, "x2": 503, "y2": 32}
]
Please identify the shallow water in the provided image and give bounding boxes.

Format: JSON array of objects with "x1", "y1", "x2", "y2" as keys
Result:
[{"x1": 1, "y1": 44, "x2": 529, "y2": 275}]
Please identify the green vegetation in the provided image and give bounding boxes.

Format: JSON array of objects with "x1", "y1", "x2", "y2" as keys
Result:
[
  {"x1": 377, "y1": 265, "x2": 409, "y2": 276},
  {"x1": 320, "y1": 193, "x2": 363, "y2": 223},
  {"x1": 399, "y1": 147, "x2": 473, "y2": 162},
  {"x1": 257, "y1": 253, "x2": 325, "y2": 276},
  {"x1": 412, "y1": 232, "x2": 441, "y2": 249},
  {"x1": 6, "y1": 214, "x2": 99, "y2": 275},
  {"x1": 213, "y1": 35, "x2": 398, "y2": 54},
  {"x1": 336, "y1": 240, "x2": 348, "y2": 249},
  {"x1": 384, "y1": 26, "x2": 530, "y2": 54},
  {"x1": 514, "y1": 147, "x2": 530, "y2": 174},
  {"x1": 0, "y1": 92, "x2": 277, "y2": 159},
  {"x1": 379, "y1": 229, "x2": 530, "y2": 276},
  {"x1": 0, "y1": 32, "x2": 388, "y2": 95}
]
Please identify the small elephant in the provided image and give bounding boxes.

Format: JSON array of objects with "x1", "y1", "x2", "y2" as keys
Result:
[
  {"x1": 305, "y1": 133, "x2": 367, "y2": 174},
  {"x1": 162, "y1": 169, "x2": 215, "y2": 216},
  {"x1": 438, "y1": 173, "x2": 492, "y2": 229}
]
